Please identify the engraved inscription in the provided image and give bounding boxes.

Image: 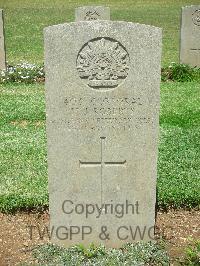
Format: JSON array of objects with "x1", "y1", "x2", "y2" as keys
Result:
[
  {"x1": 192, "y1": 9, "x2": 200, "y2": 26},
  {"x1": 190, "y1": 49, "x2": 200, "y2": 51},
  {"x1": 76, "y1": 38, "x2": 130, "y2": 89},
  {"x1": 49, "y1": 96, "x2": 151, "y2": 131},
  {"x1": 79, "y1": 137, "x2": 126, "y2": 204},
  {"x1": 84, "y1": 10, "x2": 100, "y2": 21}
]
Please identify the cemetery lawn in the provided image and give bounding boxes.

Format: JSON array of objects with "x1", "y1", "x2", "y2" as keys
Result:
[
  {"x1": 2, "y1": 0, "x2": 200, "y2": 66},
  {"x1": 0, "y1": 81, "x2": 200, "y2": 212}
]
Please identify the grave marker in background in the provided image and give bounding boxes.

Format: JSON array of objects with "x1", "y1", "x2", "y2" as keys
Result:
[
  {"x1": 180, "y1": 5, "x2": 200, "y2": 67},
  {"x1": 44, "y1": 14, "x2": 161, "y2": 247},
  {"x1": 0, "y1": 9, "x2": 6, "y2": 70},
  {"x1": 75, "y1": 6, "x2": 110, "y2": 21}
]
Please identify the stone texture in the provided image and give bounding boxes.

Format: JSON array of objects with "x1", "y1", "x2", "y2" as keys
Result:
[
  {"x1": 44, "y1": 20, "x2": 161, "y2": 248},
  {"x1": 180, "y1": 5, "x2": 200, "y2": 67},
  {"x1": 0, "y1": 9, "x2": 6, "y2": 70},
  {"x1": 75, "y1": 6, "x2": 110, "y2": 21}
]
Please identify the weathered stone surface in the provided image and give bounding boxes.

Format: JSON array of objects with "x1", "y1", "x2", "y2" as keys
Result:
[
  {"x1": 44, "y1": 21, "x2": 161, "y2": 248},
  {"x1": 75, "y1": 6, "x2": 110, "y2": 21},
  {"x1": 180, "y1": 5, "x2": 200, "y2": 67},
  {"x1": 0, "y1": 9, "x2": 6, "y2": 70}
]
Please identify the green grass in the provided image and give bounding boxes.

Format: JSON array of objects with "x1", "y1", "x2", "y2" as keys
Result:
[
  {"x1": 159, "y1": 82, "x2": 200, "y2": 208},
  {"x1": 0, "y1": 84, "x2": 48, "y2": 211},
  {"x1": 1, "y1": 0, "x2": 200, "y2": 66},
  {"x1": 0, "y1": 81, "x2": 200, "y2": 212}
]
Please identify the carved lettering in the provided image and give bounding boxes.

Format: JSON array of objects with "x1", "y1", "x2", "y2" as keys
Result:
[{"x1": 84, "y1": 10, "x2": 100, "y2": 21}]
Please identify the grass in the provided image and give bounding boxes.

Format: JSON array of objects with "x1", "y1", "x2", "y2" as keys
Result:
[
  {"x1": 0, "y1": 81, "x2": 200, "y2": 212},
  {"x1": 159, "y1": 82, "x2": 200, "y2": 209},
  {"x1": 0, "y1": 84, "x2": 48, "y2": 211},
  {"x1": 1, "y1": 0, "x2": 200, "y2": 66}
]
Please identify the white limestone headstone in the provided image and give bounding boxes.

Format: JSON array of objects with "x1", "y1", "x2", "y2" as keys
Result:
[
  {"x1": 75, "y1": 6, "x2": 110, "y2": 21},
  {"x1": 180, "y1": 5, "x2": 200, "y2": 67},
  {"x1": 44, "y1": 18, "x2": 161, "y2": 248},
  {"x1": 0, "y1": 9, "x2": 6, "y2": 70}
]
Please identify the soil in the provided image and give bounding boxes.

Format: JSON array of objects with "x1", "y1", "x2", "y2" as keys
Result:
[{"x1": 0, "y1": 210, "x2": 199, "y2": 266}]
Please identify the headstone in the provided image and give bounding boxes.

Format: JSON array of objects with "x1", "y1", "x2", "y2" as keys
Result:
[
  {"x1": 44, "y1": 17, "x2": 161, "y2": 248},
  {"x1": 180, "y1": 5, "x2": 200, "y2": 67},
  {"x1": 0, "y1": 9, "x2": 6, "y2": 70},
  {"x1": 75, "y1": 6, "x2": 110, "y2": 21}
]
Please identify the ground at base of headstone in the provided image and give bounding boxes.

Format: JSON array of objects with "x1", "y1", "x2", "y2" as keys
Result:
[{"x1": 0, "y1": 210, "x2": 199, "y2": 265}]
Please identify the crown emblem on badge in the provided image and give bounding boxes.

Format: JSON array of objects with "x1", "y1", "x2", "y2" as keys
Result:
[
  {"x1": 192, "y1": 9, "x2": 200, "y2": 26},
  {"x1": 76, "y1": 38, "x2": 130, "y2": 89}
]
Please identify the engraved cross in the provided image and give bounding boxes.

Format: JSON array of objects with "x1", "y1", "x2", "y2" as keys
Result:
[{"x1": 79, "y1": 137, "x2": 126, "y2": 204}]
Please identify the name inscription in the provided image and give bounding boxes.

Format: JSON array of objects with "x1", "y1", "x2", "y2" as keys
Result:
[{"x1": 50, "y1": 96, "x2": 152, "y2": 131}]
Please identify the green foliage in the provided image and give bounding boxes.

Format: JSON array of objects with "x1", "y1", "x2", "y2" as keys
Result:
[
  {"x1": 0, "y1": 62, "x2": 44, "y2": 84},
  {"x1": 162, "y1": 63, "x2": 200, "y2": 82},
  {"x1": 76, "y1": 243, "x2": 106, "y2": 258},
  {"x1": 183, "y1": 241, "x2": 200, "y2": 265},
  {"x1": 0, "y1": 62, "x2": 199, "y2": 85},
  {"x1": 32, "y1": 242, "x2": 170, "y2": 265}
]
